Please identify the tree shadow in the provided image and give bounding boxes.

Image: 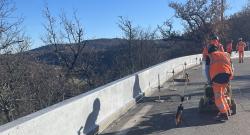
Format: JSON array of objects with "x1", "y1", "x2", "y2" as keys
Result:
[
  {"x1": 78, "y1": 98, "x2": 100, "y2": 135},
  {"x1": 101, "y1": 108, "x2": 221, "y2": 135},
  {"x1": 133, "y1": 74, "x2": 143, "y2": 101}
]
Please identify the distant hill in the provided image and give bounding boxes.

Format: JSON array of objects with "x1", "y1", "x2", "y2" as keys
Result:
[
  {"x1": 25, "y1": 38, "x2": 176, "y2": 66},
  {"x1": 30, "y1": 38, "x2": 126, "y2": 52},
  {"x1": 26, "y1": 38, "x2": 126, "y2": 64}
]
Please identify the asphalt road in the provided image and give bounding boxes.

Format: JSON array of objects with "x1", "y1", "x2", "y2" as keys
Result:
[{"x1": 101, "y1": 58, "x2": 250, "y2": 135}]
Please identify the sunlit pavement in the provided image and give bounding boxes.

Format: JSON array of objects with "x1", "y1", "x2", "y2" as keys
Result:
[{"x1": 101, "y1": 58, "x2": 250, "y2": 135}]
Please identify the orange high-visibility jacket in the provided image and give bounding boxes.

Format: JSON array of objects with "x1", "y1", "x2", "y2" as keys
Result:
[
  {"x1": 237, "y1": 41, "x2": 246, "y2": 52},
  {"x1": 226, "y1": 43, "x2": 232, "y2": 52},
  {"x1": 208, "y1": 51, "x2": 232, "y2": 80}
]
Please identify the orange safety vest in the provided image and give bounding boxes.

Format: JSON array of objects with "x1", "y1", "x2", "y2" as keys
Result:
[
  {"x1": 237, "y1": 41, "x2": 246, "y2": 52},
  {"x1": 208, "y1": 51, "x2": 232, "y2": 80},
  {"x1": 226, "y1": 43, "x2": 232, "y2": 53}
]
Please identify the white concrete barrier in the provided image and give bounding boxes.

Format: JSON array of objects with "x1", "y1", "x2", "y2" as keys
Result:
[
  {"x1": 231, "y1": 51, "x2": 250, "y2": 59},
  {"x1": 1, "y1": 52, "x2": 239, "y2": 135}
]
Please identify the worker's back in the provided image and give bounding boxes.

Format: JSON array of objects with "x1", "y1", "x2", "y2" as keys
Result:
[{"x1": 208, "y1": 51, "x2": 232, "y2": 80}]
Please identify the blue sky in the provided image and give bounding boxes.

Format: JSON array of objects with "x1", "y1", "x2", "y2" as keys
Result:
[{"x1": 13, "y1": 0, "x2": 248, "y2": 49}]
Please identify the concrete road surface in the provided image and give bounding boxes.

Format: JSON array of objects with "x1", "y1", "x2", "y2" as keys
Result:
[{"x1": 101, "y1": 58, "x2": 250, "y2": 135}]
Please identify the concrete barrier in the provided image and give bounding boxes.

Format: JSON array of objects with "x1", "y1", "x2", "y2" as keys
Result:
[
  {"x1": 231, "y1": 51, "x2": 250, "y2": 59},
  {"x1": 3, "y1": 51, "x2": 246, "y2": 135}
]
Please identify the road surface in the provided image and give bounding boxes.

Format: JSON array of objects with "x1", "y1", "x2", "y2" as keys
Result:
[{"x1": 101, "y1": 58, "x2": 250, "y2": 135}]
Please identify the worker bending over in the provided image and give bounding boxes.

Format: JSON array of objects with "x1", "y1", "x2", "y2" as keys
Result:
[
  {"x1": 203, "y1": 34, "x2": 225, "y2": 84},
  {"x1": 206, "y1": 44, "x2": 233, "y2": 121}
]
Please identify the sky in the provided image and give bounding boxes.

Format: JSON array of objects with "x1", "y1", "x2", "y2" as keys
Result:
[{"x1": 12, "y1": 0, "x2": 248, "y2": 49}]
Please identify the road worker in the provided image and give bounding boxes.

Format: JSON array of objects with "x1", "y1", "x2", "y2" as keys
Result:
[
  {"x1": 206, "y1": 44, "x2": 233, "y2": 121},
  {"x1": 226, "y1": 40, "x2": 233, "y2": 56},
  {"x1": 209, "y1": 34, "x2": 224, "y2": 52},
  {"x1": 203, "y1": 34, "x2": 224, "y2": 85},
  {"x1": 236, "y1": 38, "x2": 246, "y2": 63}
]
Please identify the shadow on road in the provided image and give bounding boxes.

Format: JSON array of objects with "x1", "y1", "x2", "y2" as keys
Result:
[
  {"x1": 140, "y1": 91, "x2": 204, "y2": 103},
  {"x1": 232, "y1": 86, "x2": 250, "y2": 102},
  {"x1": 101, "y1": 108, "x2": 222, "y2": 135},
  {"x1": 173, "y1": 81, "x2": 205, "y2": 87},
  {"x1": 233, "y1": 75, "x2": 250, "y2": 81}
]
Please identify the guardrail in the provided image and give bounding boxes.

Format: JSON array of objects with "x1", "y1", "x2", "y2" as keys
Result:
[{"x1": 1, "y1": 51, "x2": 248, "y2": 135}]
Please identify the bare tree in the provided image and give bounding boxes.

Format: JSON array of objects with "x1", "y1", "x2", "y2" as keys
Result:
[
  {"x1": 157, "y1": 20, "x2": 183, "y2": 42},
  {"x1": 0, "y1": 55, "x2": 24, "y2": 122},
  {"x1": 0, "y1": 0, "x2": 24, "y2": 53},
  {"x1": 42, "y1": 7, "x2": 87, "y2": 75},
  {"x1": 42, "y1": 6, "x2": 99, "y2": 98},
  {"x1": 0, "y1": 0, "x2": 32, "y2": 123},
  {"x1": 136, "y1": 27, "x2": 159, "y2": 69},
  {"x1": 226, "y1": 1, "x2": 250, "y2": 42},
  {"x1": 169, "y1": 0, "x2": 227, "y2": 44},
  {"x1": 118, "y1": 16, "x2": 139, "y2": 73}
]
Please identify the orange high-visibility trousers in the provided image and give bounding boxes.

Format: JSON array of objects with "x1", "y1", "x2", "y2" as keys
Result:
[
  {"x1": 239, "y1": 51, "x2": 244, "y2": 63},
  {"x1": 212, "y1": 83, "x2": 230, "y2": 113}
]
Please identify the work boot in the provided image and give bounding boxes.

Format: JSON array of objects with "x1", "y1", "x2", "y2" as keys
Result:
[{"x1": 215, "y1": 113, "x2": 229, "y2": 121}]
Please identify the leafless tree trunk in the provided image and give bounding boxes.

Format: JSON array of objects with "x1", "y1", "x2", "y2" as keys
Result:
[
  {"x1": 42, "y1": 6, "x2": 98, "y2": 98},
  {"x1": 118, "y1": 16, "x2": 138, "y2": 73},
  {"x1": 42, "y1": 7, "x2": 87, "y2": 75},
  {"x1": 137, "y1": 28, "x2": 158, "y2": 69}
]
